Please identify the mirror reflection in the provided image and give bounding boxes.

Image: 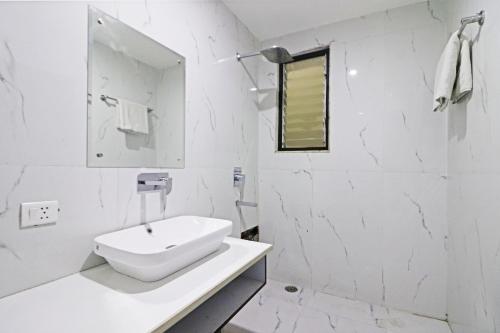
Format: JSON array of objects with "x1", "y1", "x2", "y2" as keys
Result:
[{"x1": 87, "y1": 7, "x2": 185, "y2": 168}]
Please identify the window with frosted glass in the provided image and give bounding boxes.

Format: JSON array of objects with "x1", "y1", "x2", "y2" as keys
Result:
[{"x1": 278, "y1": 48, "x2": 329, "y2": 151}]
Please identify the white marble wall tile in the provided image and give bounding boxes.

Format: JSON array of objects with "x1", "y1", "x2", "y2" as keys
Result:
[
  {"x1": 311, "y1": 171, "x2": 385, "y2": 304},
  {"x1": 382, "y1": 27, "x2": 447, "y2": 174},
  {"x1": 261, "y1": 2, "x2": 447, "y2": 50},
  {"x1": 381, "y1": 172, "x2": 447, "y2": 318},
  {"x1": 0, "y1": 166, "x2": 117, "y2": 297},
  {"x1": 445, "y1": 0, "x2": 500, "y2": 175},
  {"x1": 0, "y1": 0, "x2": 260, "y2": 297},
  {"x1": 0, "y1": 2, "x2": 88, "y2": 167},
  {"x1": 257, "y1": 2, "x2": 448, "y2": 319},
  {"x1": 447, "y1": 174, "x2": 500, "y2": 333},
  {"x1": 318, "y1": 38, "x2": 385, "y2": 172},
  {"x1": 259, "y1": 170, "x2": 315, "y2": 288},
  {"x1": 445, "y1": 0, "x2": 500, "y2": 331}
]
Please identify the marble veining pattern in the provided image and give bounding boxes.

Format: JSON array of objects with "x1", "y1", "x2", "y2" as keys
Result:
[
  {"x1": 445, "y1": 0, "x2": 500, "y2": 332},
  {"x1": 2, "y1": 2, "x2": 498, "y2": 332},
  {"x1": 258, "y1": 2, "x2": 448, "y2": 319},
  {"x1": 224, "y1": 279, "x2": 452, "y2": 333},
  {"x1": 0, "y1": 1, "x2": 259, "y2": 298},
  {"x1": 0, "y1": 41, "x2": 26, "y2": 130},
  {"x1": 0, "y1": 165, "x2": 25, "y2": 217}
]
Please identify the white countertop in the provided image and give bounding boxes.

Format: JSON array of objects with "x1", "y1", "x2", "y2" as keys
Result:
[{"x1": 0, "y1": 237, "x2": 272, "y2": 333}]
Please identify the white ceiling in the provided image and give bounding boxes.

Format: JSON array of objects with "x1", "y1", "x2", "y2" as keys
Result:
[{"x1": 222, "y1": 0, "x2": 426, "y2": 40}]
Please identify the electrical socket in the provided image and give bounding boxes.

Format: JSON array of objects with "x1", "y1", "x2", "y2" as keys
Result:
[{"x1": 21, "y1": 201, "x2": 59, "y2": 228}]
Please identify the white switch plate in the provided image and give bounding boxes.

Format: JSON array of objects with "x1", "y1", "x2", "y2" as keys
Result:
[{"x1": 21, "y1": 201, "x2": 59, "y2": 228}]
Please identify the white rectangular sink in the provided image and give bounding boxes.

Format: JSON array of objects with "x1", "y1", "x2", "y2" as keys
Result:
[{"x1": 94, "y1": 216, "x2": 232, "y2": 281}]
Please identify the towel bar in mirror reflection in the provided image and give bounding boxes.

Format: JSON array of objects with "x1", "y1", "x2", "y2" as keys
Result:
[{"x1": 99, "y1": 94, "x2": 154, "y2": 113}]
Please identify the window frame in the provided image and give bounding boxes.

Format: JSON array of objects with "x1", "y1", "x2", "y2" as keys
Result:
[{"x1": 277, "y1": 47, "x2": 330, "y2": 152}]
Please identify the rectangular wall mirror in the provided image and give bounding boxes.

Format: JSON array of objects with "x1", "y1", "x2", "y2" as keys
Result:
[{"x1": 87, "y1": 7, "x2": 185, "y2": 168}]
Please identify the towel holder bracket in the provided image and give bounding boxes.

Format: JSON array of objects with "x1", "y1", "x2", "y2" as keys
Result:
[{"x1": 458, "y1": 10, "x2": 485, "y2": 37}]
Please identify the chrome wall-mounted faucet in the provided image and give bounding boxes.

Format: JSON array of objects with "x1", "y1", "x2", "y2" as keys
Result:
[
  {"x1": 233, "y1": 167, "x2": 257, "y2": 208},
  {"x1": 137, "y1": 173, "x2": 172, "y2": 193},
  {"x1": 137, "y1": 173, "x2": 173, "y2": 234},
  {"x1": 233, "y1": 167, "x2": 245, "y2": 193}
]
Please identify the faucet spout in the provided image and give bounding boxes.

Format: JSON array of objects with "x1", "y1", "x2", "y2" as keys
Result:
[
  {"x1": 137, "y1": 173, "x2": 173, "y2": 232},
  {"x1": 143, "y1": 223, "x2": 153, "y2": 234},
  {"x1": 139, "y1": 177, "x2": 168, "y2": 187}
]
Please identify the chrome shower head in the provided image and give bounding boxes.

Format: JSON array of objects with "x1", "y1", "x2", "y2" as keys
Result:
[
  {"x1": 260, "y1": 46, "x2": 294, "y2": 63},
  {"x1": 237, "y1": 46, "x2": 294, "y2": 64}
]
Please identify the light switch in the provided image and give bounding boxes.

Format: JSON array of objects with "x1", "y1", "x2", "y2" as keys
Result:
[{"x1": 21, "y1": 201, "x2": 58, "y2": 228}]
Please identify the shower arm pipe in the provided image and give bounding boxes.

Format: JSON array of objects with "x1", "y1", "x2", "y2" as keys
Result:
[
  {"x1": 457, "y1": 10, "x2": 485, "y2": 37},
  {"x1": 236, "y1": 51, "x2": 261, "y2": 61},
  {"x1": 236, "y1": 53, "x2": 260, "y2": 91}
]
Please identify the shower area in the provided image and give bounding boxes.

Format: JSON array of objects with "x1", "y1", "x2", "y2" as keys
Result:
[{"x1": 224, "y1": 0, "x2": 499, "y2": 332}]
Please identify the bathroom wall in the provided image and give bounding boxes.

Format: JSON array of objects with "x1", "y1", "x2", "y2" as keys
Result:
[
  {"x1": 257, "y1": 2, "x2": 449, "y2": 318},
  {"x1": 445, "y1": 0, "x2": 500, "y2": 332},
  {"x1": 0, "y1": 1, "x2": 259, "y2": 298}
]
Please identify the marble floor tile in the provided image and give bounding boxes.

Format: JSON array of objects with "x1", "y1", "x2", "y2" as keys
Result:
[{"x1": 224, "y1": 279, "x2": 451, "y2": 333}]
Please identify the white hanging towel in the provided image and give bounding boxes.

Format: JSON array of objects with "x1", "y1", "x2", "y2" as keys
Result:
[
  {"x1": 452, "y1": 38, "x2": 473, "y2": 104},
  {"x1": 433, "y1": 31, "x2": 461, "y2": 112},
  {"x1": 116, "y1": 98, "x2": 149, "y2": 135}
]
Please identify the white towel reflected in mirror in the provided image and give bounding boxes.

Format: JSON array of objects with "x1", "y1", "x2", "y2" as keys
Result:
[{"x1": 117, "y1": 98, "x2": 150, "y2": 135}]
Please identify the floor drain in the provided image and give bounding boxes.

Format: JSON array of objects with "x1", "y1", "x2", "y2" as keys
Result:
[{"x1": 284, "y1": 285, "x2": 298, "y2": 293}]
